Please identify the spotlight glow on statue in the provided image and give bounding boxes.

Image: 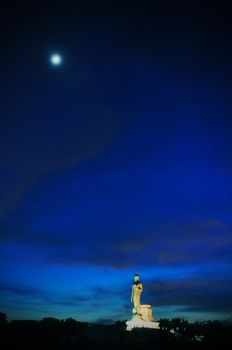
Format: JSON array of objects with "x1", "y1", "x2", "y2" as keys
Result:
[
  {"x1": 131, "y1": 273, "x2": 143, "y2": 316},
  {"x1": 50, "y1": 53, "x2": 62, "y2": 66},
  {"x1": 126, "y1": 273, "x2": 159, "y2": 331}
]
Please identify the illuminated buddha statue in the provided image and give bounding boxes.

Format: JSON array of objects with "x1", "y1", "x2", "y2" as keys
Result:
[{"x1": 130, "y1": 273, "x2": 143, "y2": 316}]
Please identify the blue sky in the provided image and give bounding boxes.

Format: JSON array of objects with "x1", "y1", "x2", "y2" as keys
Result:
[{"x1": 0, "y1": 0, "x2": 232, "y2": 323}]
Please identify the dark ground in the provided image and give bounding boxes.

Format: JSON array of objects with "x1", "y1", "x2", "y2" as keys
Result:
[{"x1": 1, "y1": 325, "x2": 232, "y2": 350}]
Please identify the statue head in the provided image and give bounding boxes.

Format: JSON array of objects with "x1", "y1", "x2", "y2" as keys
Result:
[{"x1": 134, "y1": 273, "x2": 139, "y2": 282}]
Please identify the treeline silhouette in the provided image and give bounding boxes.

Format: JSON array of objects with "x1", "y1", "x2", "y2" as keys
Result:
[
  {"x1": 1, "y1": 312, "x2": 232, "y2": 349},
  {"x1": 159, "y1": 317, "x2": 232, "y2": 341},
  {"x1": 0, "y1": 313, "x2": 89, "y2": 341}
]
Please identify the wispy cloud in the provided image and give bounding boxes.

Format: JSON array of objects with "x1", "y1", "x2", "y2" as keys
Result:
[
  {"x1": 1, "y1": 219, "x2": 232, "y2": 270},
  {"x1": 0, "y1": 282, "x2": 45, "y2": 296}
]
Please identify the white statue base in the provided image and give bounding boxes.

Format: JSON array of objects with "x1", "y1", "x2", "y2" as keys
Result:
[
  {"x1": 126, "y1": 304, "x2": 159, "y2": 331},
  {"x1": 126, "y1": 319, "x2": 160, "y2": 331}
]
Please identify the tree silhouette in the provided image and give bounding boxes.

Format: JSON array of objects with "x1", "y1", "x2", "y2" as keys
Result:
[{"x1": 0, "y1": 313, "x2": 7, "y2": 325}]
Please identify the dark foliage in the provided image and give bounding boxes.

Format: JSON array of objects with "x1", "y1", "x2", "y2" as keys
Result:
[{"x1": 0, "y1": 313, "x2": 232, "y2": 349}]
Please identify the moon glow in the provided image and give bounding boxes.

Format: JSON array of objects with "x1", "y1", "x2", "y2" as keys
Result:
[{"x1": 50, "y1": 53, "x2": 62, "y2": 65}]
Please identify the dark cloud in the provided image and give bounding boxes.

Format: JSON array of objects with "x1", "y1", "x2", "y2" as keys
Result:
[
  {"x1": 0, "y1": 282, "x2": 44, "y2": 296},
  {"x1": 0, "y1": 280, "x2": 131, "y2": 322},
  {"x1": 1, "y1": 218, "x2": 232, "y2": 271},
  {"x1": 144, "y1": 277, "x2": 232, "y2": 314},
  {"x1": 0, "y1": 281, "x2": 126, "y2": 307},
  {"x1": 153, "y1": 220, "x2": 232, "y2": 265}
]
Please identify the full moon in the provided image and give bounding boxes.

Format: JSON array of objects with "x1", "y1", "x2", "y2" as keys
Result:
[{"x1": 50, "y1": 53, "x2": 62, "y2": 65}]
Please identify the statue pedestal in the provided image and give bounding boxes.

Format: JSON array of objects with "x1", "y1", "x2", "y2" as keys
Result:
[
  {"x1": 126, "y1": 319, "x2": 160, "y2": 331},
  {"x1": 126, "y1": 304, "x2": 159, "y2": 331},
  {"x1": 139, "y1": 304, "x2": 154, "y2": 321}
]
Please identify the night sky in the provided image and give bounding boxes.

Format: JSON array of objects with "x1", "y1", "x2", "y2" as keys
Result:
[{"x1": 1, "y1": 0, "x2": 232, "y2": 324}]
